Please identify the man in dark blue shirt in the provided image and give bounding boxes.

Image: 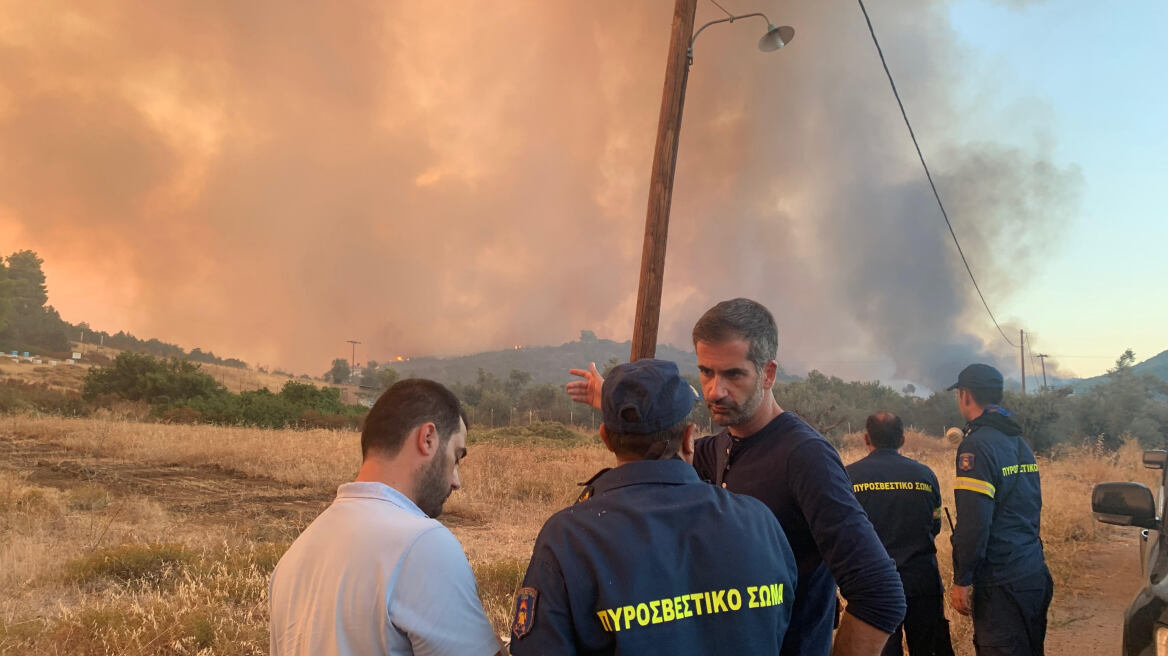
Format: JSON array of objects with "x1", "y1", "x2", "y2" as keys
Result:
[
  {"x1": 513, "y1": 359, "x2": 797, "y2": 655},
  {"x1": 568, "y1": 299, "x2": 905, "y2": 656},
  {"x1": 846, "y1": 412, "x2": 953, "y2": 656},
  {"x1": 947, "y1": 364, "x2": 1051, "y2": 656}
]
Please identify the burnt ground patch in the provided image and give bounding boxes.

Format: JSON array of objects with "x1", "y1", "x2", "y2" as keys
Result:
[{"x1": 1, "y1": 432, "x2": 332, "y2": 530}]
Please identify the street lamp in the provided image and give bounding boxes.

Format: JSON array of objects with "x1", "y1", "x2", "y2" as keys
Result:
[
  {"x1": 689, "y1": 14, "x2": 795, "y2": 64},
  {"x1": 630, "y1": 1, "x2": 794, "y2": 361}
]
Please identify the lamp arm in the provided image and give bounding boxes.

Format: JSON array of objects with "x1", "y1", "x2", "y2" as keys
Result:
[{"x1": 688, "y1": 12, "x2": 773, "y2": 63}]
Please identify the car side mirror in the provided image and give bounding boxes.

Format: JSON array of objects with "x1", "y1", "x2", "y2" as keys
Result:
[
  {"x1": 1093, "y1": 482, "x2": 1159, "y2": 529},
  {"x1": 1144, "y1": 450, "x2": 1168, "y2": 470}
]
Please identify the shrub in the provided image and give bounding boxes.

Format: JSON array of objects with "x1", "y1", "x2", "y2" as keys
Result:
[
  {"x1": 279, "y1": 381, "x2": 346, "y2": 414},
  {"x1": 0, "y1": 379, "x2": 89, "y2": 416},
  {"x1": 298, "y1": 409, "x2": 361, "y2": 430},
  {"x1": 66, "y1": 484, "x2": 112, "y2": 511},
  {"x1": 23, "y1": 542, "x2": 275, "y2": 654},
  {"x1": 470, "y1": 421, "x2": 592, "y2": 447},
  {"x1": 235, "y1": 388, "x2": 300, "y2": 428},
  {"x1": 87, "y1": 353, "x2": 369, "y2": 430},
  {"x1": 83, "y1": 352, "x2": 222, "y2": 404},
  {"x1": 66, "y1": 543, "x2": 193, "y2": 586},
  {"x1": 0, "y1": 473, "x2": 62, "y2": 517},
  {"x1": 159, "y1": 406, "x2": 203, "y2": 424}
]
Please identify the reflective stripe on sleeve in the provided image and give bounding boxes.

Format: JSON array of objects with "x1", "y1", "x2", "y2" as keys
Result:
[
  {"x1": 954, "y1": 477, "x2": 996, "y2": 498},
  {"x1": 933, "y1": 507, "x2": 943, "y2": 519}
]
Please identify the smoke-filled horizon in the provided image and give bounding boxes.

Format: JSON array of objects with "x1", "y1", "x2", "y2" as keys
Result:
[{"x1": 0, "y1": 1, "x2": 1081, "y2": 387}]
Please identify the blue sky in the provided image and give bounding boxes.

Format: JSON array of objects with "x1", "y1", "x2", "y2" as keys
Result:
[{"x1": 943, "y1": 0, "x2": 1168, "y2": 376}]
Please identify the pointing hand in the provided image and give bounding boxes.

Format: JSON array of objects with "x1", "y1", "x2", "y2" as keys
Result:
[{"x1": 566, "y1": 362, "x2": 603, "y2": 410}]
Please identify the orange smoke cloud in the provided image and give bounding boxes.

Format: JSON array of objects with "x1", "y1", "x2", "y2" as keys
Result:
[{"x1": 0, "y1": 1, "x2": 1078, "y2": 385}]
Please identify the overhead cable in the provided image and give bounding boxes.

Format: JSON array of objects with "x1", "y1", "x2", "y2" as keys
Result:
[{"x1": 856, "y1": 0, "x2": 1019, "y2": 349}]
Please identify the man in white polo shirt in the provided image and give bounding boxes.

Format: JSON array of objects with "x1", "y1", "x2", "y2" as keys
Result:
[{"x1": 270, "y1": 378, "x2": 504, "y2": 656}]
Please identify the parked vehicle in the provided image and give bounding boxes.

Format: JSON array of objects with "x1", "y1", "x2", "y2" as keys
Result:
[{"x1": 1092, "y1": 449, "x2": 1168, "y2": 655}]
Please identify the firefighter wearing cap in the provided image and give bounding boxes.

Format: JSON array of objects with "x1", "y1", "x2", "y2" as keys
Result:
[
  {"x1": 509, "y1": 359, "x2": 797, "y2": 655},
  {"x1": 846, "y1": 412, "x2": 953, "y2": 656},
  {"x1": 947, "y1": 364, "x2": 1051, "y2": 656}
]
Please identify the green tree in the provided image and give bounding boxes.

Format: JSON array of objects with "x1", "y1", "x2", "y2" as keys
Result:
[
  {"x1": 0, "y1": 259, "x2": 10, "y2": 334},
  {"x1": 360, "y1": 361, "x2": 381, "y2": 388},
  {"x1": 776, "y1": 371, "x2": 911, "y2": 440},
  {"x1": 0, "y1": 251, "x2": 68, "y2": 353},
  {"x1": 327, "y1": 359, "x2": 351, "y2": 384},
  {"x1": 5, "y1": 251, "x2": 49, "y2": 310},
  {"x1": 520, "y1": 383, "x2": 560, "y2": 418},
  {"x1": 1002, "y1": 391, "x2": 1063, "y2": 455},
  {"x1": 777, "y1": 371, "x2": 851, "y2": 439},
  {"x1": 376, "y1": 367, "x2": 400, "y2": 391},
  {"x1": 1113, "y1": 349, "x2": 1137, "y2": 373},
  {"x1": 901, "y1": 392, "x2": 961, "y2": 436},
  {"x1": 1075, "y1": 349, "x2": 1168, "y2": 449},
  {"x1": 478, "y1": 389, "x2": 511, "y2": 427},
  {"x1": 601, "y1": 357, "x2": 622, "y2": 378},
  {"x1": 505, "y1": 369, "x2": 532, "y2": 400}
]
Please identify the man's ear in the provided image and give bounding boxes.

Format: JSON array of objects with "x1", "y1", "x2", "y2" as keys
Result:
[
  {"x1": 414, "y1": 422, "x2": 439, "y2": 457},
  {"x1": 762, "y1": 360, "x2": 778, "y2": 390},
  {"x1": 680, "y1": 423, "x2": 696, "y2": 465},
  {"x1": 599, "y1": 425, "x2": 614, "y2": 454},
  {"x1": 862, "y1": 432, "x2": 872, "y2": 448}
]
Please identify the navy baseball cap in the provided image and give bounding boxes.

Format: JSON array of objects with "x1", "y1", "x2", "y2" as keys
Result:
[
  {"x1": 602, "y1": 359, "x2": 699, "y2": 434},
  {"x1": 946, "y1": 363, "x2": 1004, "y2": 391}
]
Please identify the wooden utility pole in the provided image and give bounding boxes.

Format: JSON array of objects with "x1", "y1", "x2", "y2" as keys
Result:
[
  {"x1": 1019, "y1": 329, "x2": 1026, "y2": 395},
  {"x1": 630, "y1": 0, "x2": 699, "y2": 362},
  {"x1": 1036, "y1": 353, "x2": 1049, "y2": 391},
  {"x1": 346, "y1": 339, "x2": 361, "y2": 368}
]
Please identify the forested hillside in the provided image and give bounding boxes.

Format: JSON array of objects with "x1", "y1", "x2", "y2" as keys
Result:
[{"x1": 0, "y1": 250, "x2": 248, "y2": 368}]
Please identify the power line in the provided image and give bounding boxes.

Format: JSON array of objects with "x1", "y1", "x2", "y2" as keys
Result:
[
  {"x1": 709, "y1": 0, "x2": 735, "y2": 19},
  {"x1": 855, "y1": 0, "x2": 1018, "y2": 349}
]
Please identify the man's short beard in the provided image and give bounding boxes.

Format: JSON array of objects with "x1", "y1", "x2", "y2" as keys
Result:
[
  {"x1": 708, "y1": 376, "x2": 766, "y2": 428},
  {"x1": 414, "y1": 447, "x2": 452, "y2": 518}
]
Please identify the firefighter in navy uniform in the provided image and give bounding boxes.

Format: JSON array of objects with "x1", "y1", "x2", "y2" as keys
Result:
[
  {"x1": 509, "y1": 359, "x2": 798, "y2": 655},
  {"x1": 947, "y1": 364, "x2": 1052, "y2": 656},
  {"x1": 846, "y1": 412, "x2": 954, "y2": 656}
]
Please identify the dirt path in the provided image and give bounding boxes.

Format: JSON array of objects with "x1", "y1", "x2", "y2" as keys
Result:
[{"x1": 1046, "y1": 526, "x2": 1141, "y2": 654}]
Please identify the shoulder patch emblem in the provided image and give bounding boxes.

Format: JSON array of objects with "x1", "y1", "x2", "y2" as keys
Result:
[
  {"x1": 511, "y1": 587, "x2": 538, "y2": 639},
  {"x1": 958, "y1": 453, "x2": 975, "y2": 472}
]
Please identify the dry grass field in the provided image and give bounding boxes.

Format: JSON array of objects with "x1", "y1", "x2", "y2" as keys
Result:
[
  {"x1": 0, "y1": 360, "x2": 89, "y2": 392},
  {"x1": 0, "y1": 414, "x2": 1154, "y2": 654}
]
